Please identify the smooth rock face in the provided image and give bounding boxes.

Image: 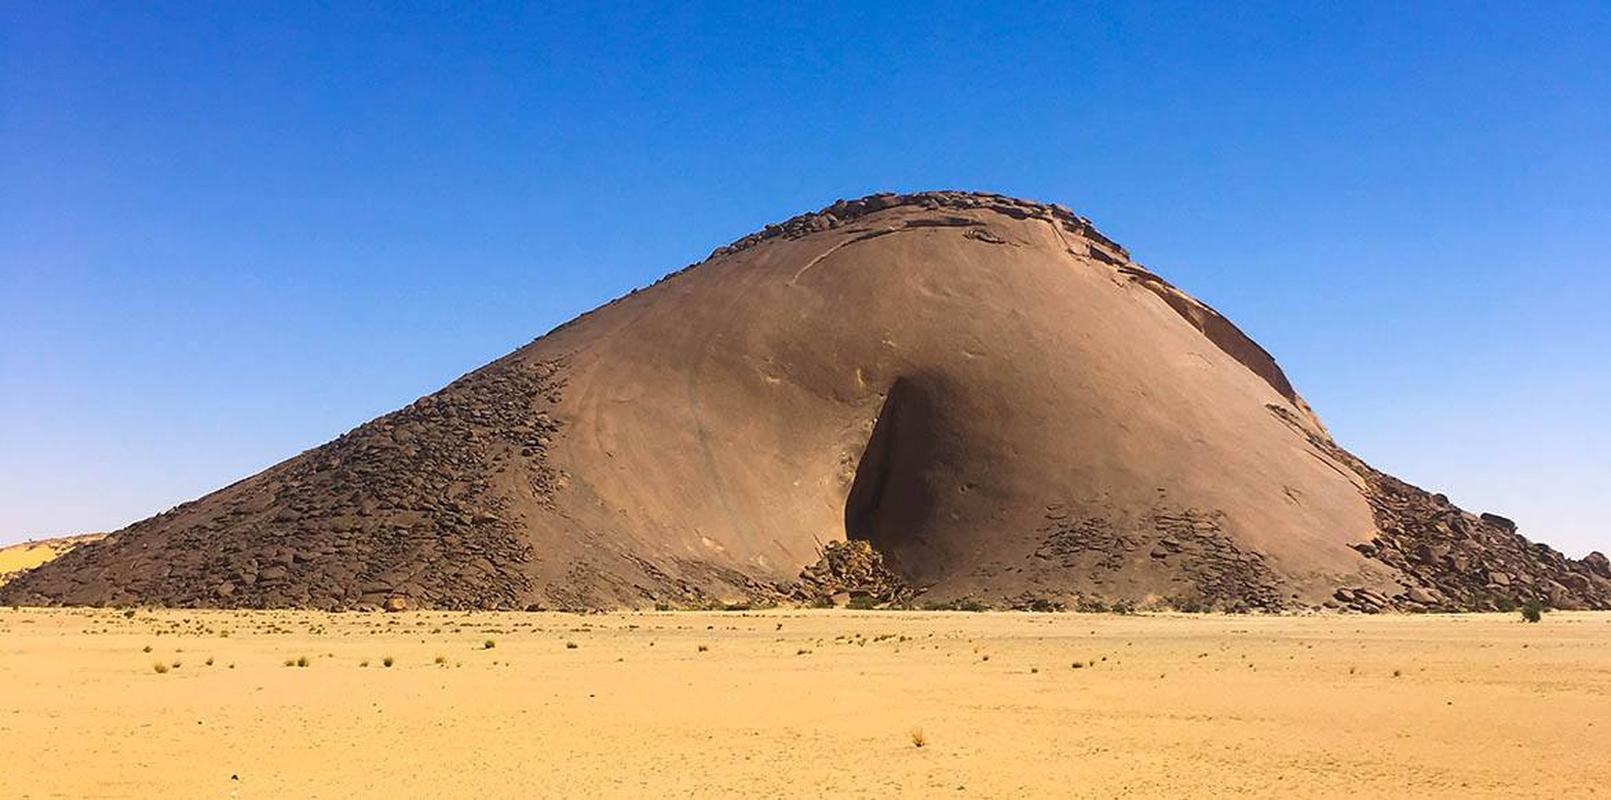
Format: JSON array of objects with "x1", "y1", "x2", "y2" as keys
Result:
[{"x1": 3, "y1": 191, "x2": 1608, "y2": 611}]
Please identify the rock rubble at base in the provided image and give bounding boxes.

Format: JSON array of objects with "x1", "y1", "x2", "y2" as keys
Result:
[
  {"x1": 793, "y1": 540, "x2": 912, "y2": 607},
  {"x1": 0, "y1": 357, "x2": 569, "y2": 611},
  {"x1": 1267, "y1": 404, "x2": 1611, "y2": 612}
]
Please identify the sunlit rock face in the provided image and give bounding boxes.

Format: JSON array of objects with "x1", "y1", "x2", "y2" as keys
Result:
[{"x1": 6, "y1": 192, "x2": 1607, "y2": 612}]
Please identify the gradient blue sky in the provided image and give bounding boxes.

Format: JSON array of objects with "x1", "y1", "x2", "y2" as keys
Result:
[{"x1": 2, "y1": 2, "x2": 1608, "y2": 554}]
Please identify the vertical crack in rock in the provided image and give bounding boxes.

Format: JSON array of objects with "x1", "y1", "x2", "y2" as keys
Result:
[{"x1": 843, "y1": 378, "x2": 938, "y2": 581}]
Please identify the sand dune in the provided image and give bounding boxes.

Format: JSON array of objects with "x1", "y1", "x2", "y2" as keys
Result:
[{"x1": 0, "y1": 535, "x2": 103, "y2": 588}]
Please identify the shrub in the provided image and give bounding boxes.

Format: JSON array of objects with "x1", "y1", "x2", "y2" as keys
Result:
[
  {"x1": 909, "y1": 728, "x2": 927, "y2": 748},
  {"x1": 697, "y1": 644, "x2": 709, "y2": 652},
  {"x1": 1521, "y1": 599, "x2": 1545, "y2": 623},
  {"x1": 565, "y1": 641, "x2": 578, "y2": 649},
  {"x1": 152, "y1": 662, "x2": 168, "y2": 674},
  {"x1": 923, "y1": 598, "x2": 989, "y2": 612},
  {"x1": 296, "y1": 656, "x2": 309, "y2": 668},
  {"x1": 434, "y1": 655, "x2": 447, "y2": 665},
  {"x1": 382, "y1": 656, "x2": 394, "y2": 668},
  {"x1": 483, "y1": 639, "x2": 496, "y2": 650}
]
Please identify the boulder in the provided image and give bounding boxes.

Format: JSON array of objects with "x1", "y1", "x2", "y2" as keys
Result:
[{"x1": 1585, "y1": 552, "x2": 1611, "y2": 580}]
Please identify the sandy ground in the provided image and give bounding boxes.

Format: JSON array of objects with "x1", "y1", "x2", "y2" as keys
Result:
[{"x1": 2, "y1": 608, "x2": 1609, "y2": 798}]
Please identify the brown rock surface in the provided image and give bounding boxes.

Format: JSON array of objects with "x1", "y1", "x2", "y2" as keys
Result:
[{"x1": 3, "y1": 191, "x2": 1605, "y2": 611}]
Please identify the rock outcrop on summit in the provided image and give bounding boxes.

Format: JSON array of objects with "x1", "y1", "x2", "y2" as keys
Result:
[{"x1": 5, "y1": 191, "x2": 1607, "y2": 612}]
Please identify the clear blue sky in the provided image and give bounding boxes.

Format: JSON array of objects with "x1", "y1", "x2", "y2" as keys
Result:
[{"x1": 3, "y1": 2, "x2": 1607, "y2": 555}]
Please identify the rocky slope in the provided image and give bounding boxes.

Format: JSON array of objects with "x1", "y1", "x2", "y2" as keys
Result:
[{"x1": 4, "y1": 191, "x2": 1606, "y2": 611}]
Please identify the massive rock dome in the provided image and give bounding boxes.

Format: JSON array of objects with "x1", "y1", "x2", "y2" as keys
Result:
[{"x1": 6, "y1": 192, "x2": 1608, "y2": 611}]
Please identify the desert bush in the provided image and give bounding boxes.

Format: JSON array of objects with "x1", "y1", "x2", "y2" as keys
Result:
[
  {"x1": 697, "y1": 644, "x2": 710, "y2": 653},
  {"x1": 382, "y1": 656, "x2": 394, "y2": 668},
  {"x1": 1521, "y1": 599, "x2": 1545, "y2": 623},
  {"x1": 483, "y1": 639, "x2": 496, "y2": 649},
  {"x1": 924, "y1": 598, "x2": 989, "y2": 612},
  {"x1": 152, "y1": 662, "x2": 168, "y2": 674},
  {"x1": 909, "y1": 728, "x2": 927, "y2": 748},
  {"x1": 1014, "y1": 597, "x2": 1062, "y2": 612}
]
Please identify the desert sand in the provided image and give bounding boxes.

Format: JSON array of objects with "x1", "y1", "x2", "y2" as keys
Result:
[
  {"x1": 2, "y1": 607, "x2": 1608, "y2": 798},
  {"x1": 0, "y1": 535, "x2": 103, "y2": 586}
]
